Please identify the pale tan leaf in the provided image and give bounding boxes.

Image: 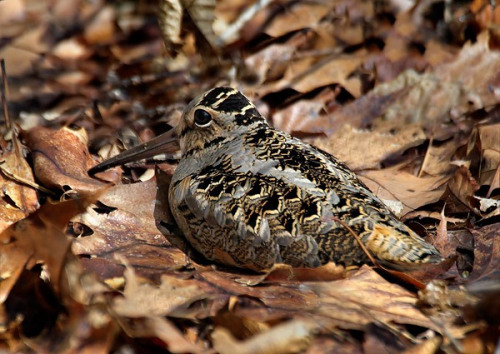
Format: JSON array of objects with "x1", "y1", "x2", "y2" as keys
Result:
[
  {"x1": 264, "y1": 2, "x2": 333, "y2": 38},
  {"x1": 212, "y1": 319, "x2": 317, "y2": 354},
  {"x1": 83, "y1": 5, "x2": 116, "y2": 45},
  {"x1": 359, "y1": 167, "x2": 449, "y2": 215},
  {"x1": 159, "y1": 0, "x2": 184, "y2": 45},
  {"x1": 182, "y1": 0, "x2": 217, "y2": 47}
]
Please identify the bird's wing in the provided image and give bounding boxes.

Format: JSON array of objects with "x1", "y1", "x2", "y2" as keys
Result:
[{"x1": 171, "y1": 167, "x2": 324, "y2": 267}]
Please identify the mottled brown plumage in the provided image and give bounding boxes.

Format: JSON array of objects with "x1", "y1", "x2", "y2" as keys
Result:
[{"x1": 90, "y1": 87, "x2": 442, "y2": 271}]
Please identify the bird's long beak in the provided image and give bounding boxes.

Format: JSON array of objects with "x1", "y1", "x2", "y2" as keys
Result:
[{"x1": 88, "y1": 129, "x2": 179, "y2": 175}]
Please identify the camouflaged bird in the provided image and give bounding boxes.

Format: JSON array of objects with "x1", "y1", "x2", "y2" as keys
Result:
[{"x1": 89, "y1": 87, "x2": 442, "y2": 271}]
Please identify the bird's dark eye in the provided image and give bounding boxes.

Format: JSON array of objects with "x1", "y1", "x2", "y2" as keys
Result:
[{"x1": 194, "y1": 109, "x2": 212, "y2": 127}]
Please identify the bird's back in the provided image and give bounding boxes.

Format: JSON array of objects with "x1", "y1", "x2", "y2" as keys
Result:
[{"x1": 168, "y1": 122, "x2": 442, "y2": 271}]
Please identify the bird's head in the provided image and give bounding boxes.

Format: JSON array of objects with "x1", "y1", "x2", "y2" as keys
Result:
[
  {"x1": 176, "y1": 87, "x2": 266, "y2": 157},
  {"x1": 88, "y1": 87, "x2": 266, "y2": 175}
]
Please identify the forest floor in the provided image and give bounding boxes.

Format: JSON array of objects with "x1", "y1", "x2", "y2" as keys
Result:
[{"x1": 0, "y1": 0, "x2": 499, "y2": 352}]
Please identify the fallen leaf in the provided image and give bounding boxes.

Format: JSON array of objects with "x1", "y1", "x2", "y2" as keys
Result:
[
  {"x1": 311, "y1": 266, "x2": 439, "y2": 330},
  {"x1": 359, "y1": 167, "x2": 449, "y2": 215},
  {"x1": 290, "y1": 54, "x2": 364, "y2": 97},
  {"x1": 113, "y1": 263, "x2": 212, "y2": 318},
  {"x1": 264, "y1": 2, "x2": 334, "y2": 38},
  {"x1": 84, "y1": 5, "x2": 116, "y2": 45},
  {"x1": 120, "y1": 316, "x2": 204, "y2": 353},
  {"x1": 0, "y1": 133, "x2": 39, "y2": 233},
  {"x1": 478, "y1": 123, "x2": 500, "y2": 187},
  {"x1": 313, "y1": 122, "x2": 426, "y2": 170},
  {"x1": 24, "y1": 127, "x2": 106, "y2": 194},
  {"x1": 52, "y1": 38, "x2": 90, "y2": 61},
  {"x1": 212, "y1": 319, "x2": 317, "y2": 354},
  {"x1": 0, "y1": 196, "x2": 94, "y2": 304},
  {"x1": 183, "y1": 0, "x2": 218, "y2": 48},
  {"x1": 272, "y1": 88, "x2": 336, "y2": 135},
  {"x1": 159, "y1": 0, "x2": 183, "y2": 46},
  {"x1": 0, "y1": 25, "x2": 48, "y2": 76},
  {"x1": 0, "y1": 0, "x2": 25, "y2": 24},
  {"x1": 448, "y1": 166, "x2": 481, "y2": 214},
  {"x1": 72, "y1": 177, "x2": 189, "y2": 278}
]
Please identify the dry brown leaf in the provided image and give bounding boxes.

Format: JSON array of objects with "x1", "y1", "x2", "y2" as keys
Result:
[
  {"x1": 83, "y1": 5, "x2": 116, "y2": 45},
  {"x1": 471, "y1": 0, "x2": 500, "y2": 29},
  {"x1": 110, "y1": 39, "x2": 165, "y2": 64},
  {"x1": 478, "y1": 123, "x2": 500, "y2": 187},
  {"x1": 120, "y1": 316, "x2": 204, "y2": 353},
  {"x1": 55, "y1": 71, "x2": 93, "y2": 87},
  {"x1": 419, "y1": 137, "x2": 463, "y2": 177},
  {"x1": 328, "y1": 49, "x2": 498, "y2": 134},
  {"x1": 448, "y1": 166, "x2": 481, "y2": 214},
  {"x1": 159, "y1": 0, "x2": 183, "y2": 46},
  {"x1": 159, "y1": 0, "x2": 218, "y2": 51},
  {"x1": 305, "y1": 336, "x2": 361, "y2": 353},
  {"x1": 290, "y1": 55, "x2": 364, "y2": 97},
  {"x1": 199, "y1": 270, "x2": 320, "y2": 312},
  {"x1": 264, "y1": 2, "x2": 334, "y2": 38},
  {"x1": 0, "y1": 196, "x2": 93, "y2": 303},
  {"x1": 52, "y1": 38, "x2": 90, "y2": 61},
  {"x1": 434, "y1": 207, "x2": 449, "y2": 255},
  {"x1": 0, "y1": 25, "x2": 48, "y2": 76},
  {"x1": 272, "y1": 89, "x2": 336, "y2": 135},
  {"x1": 264, "y1": 263, "x2": 346, "y2": 283},
  {"x1": 212, "y1": 319, "x2": 318, "y2": 354},
  {"x1": 359, "y1": 167, "x2": 449, "y2": 215},
  {"x1": 468, "y1": 224, "x2": 499, "y2": 283},
  {"x1": 435, "y1": 31, "x2": 500, "y2": 109},
  {"x1": 214, "y1": 311, "x2": 270, "y2": 340},
  {"x1": 243, "y1": 33, "x2": 308, "y2": 86},
  {"x1": 0, "y1": 0, "x2": 25, "y2": 24},
  {"x1": 111, "y1": 261, "x2": 207, "y2": 352},
  {"x1": 313, "y1": 122, "x2": 426, "y2": 170},
  {"x1": 0, "y1": 135, "x2": 39, "y2": 233},
  {"x1": 24, "y1": 127, "x2": 106, "y2": 194},
  {"x1": 113, "y1": 264, "x2": 211, "y2": 318},
  {"x1": 423, "y1": 40, "x2": 458, "y2": 67},
  {"x1": 71, "y1": 177, "x2": 188, "y2": 277},
  {"x1": 311, "y1": 266, "x2": 438, "y2": 330},
  {"x1": 183, "y1": 0, "x2": 218, "y2": 48}
]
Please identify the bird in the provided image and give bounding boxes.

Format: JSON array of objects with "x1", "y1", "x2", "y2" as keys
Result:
[{"x1": 89, "y1": 87, "x2": 442, "y2": 272}]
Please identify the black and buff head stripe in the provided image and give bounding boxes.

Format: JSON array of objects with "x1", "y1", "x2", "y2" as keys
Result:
[
  {"x1": 199, "y1": 87, "x2": 239, "y2": 108},
  {"x1": 200, "y1": 87, "x2": 266, "y2": 126}
]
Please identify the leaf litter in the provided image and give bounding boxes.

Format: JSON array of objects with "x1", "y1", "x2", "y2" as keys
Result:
[{"x1": 0, "y1": 0, "x2": 499, "y2": 352}]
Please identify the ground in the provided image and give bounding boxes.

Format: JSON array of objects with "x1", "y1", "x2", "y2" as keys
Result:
[{"x1": 0, "y1": 0, "x2": 499, "y2": 352}]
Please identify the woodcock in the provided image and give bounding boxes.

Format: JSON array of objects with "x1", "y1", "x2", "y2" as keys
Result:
[{"x1": 89, "y1": 87, "x2": 442, "y2": 271}]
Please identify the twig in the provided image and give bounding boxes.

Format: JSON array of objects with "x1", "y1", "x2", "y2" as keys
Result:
[
  {"x1": 332, "y1": 216, "x2": 380, "y2": 267},
  {"x1": 1, "y1": 59, "x2": 12, "y2": 130}
]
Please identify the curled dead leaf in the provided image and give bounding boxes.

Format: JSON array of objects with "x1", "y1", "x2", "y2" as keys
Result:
[
  {"x1": 448, "y1": 166, "x2": 481, "y2": 215},
  {"x1": 24, "y1": 127, "x2": 106, "y2": 195}
]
